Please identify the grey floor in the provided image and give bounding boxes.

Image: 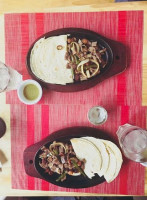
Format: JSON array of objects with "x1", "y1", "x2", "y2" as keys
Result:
[{"x1": 0, "y1": 197, "x2": 139, "y2": 200}]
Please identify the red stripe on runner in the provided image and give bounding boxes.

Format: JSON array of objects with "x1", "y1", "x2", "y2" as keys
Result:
[
  {"x1": 21, "y1": 13, "x2": 30, "y2": 79},
  {"x1": 35, "y1": 13, "x2": 44, "y2": 37},
  {"x1": 41, "y1": 105, "x2": 50, "y2": 190},
  {"x1": 35, "y1": 13, "x2": 45, "y2": 104},
  {"x1": 117, "y1": 11, "x2": 127, "y2": 105},
  {"x1": 121, "y1": 106, "x2": 129, "y2": 125},
  {"x1": 22, "y1": 14, "x2": 35, "y2": 189},
  {"x1": 27, "y1": 105, "x2": 35, "y2": 190},
  {"x1": 119, "y1": 105, "x2": 129, "y2": 194}
]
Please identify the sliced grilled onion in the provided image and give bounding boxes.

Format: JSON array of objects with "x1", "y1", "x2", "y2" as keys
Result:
[
  {"x1": 66, "y1": 37, "x2": 107, "y2": 82},
  {"x1": 70, "y1": 55, "x2": 74, "y2": 63},
  {"x1": 81, "y1": 65, "x2": 87, "y2": 78},
  {"x1": 90, "y1": 59, "x2": 100, "y2": 77},
  {"x1": 49, "y1": 142, "x2": 67, "y2": 154},
  {"x1": 81, "y1": 44, "x2": 87, "y2": 52},
  {"x1": 86, "y1": 70, "x2": 90, "y2": 78},
  {"x1": 77, "y1": 59, "x2": 99, "y2": 79},
  {"x1": 77, "y1": 59, "x2": 89, "y2": 71},
  {"x1": 70, "y1": 42, "x2": 80, "y2": 55}
]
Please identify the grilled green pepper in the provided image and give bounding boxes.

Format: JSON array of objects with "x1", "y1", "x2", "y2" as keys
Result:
[
  {"x1": 56, "y1": 172, "x2": 66, "y2": 182},
  {"x1": 70, "y1": 158, "x2": 86, "y2": 177}
]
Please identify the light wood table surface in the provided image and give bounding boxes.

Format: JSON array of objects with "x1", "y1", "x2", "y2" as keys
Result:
[{"x1": 0, "y1": 0, "x2": 147, "y2": 196}]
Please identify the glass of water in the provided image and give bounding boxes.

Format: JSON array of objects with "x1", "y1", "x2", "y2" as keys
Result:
[{"x1": 116, "y1": 123, "x2": 147, "y2": 165}]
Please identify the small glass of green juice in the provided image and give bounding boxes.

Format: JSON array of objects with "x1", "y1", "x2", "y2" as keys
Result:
[{"x1": 17, "y1": 80, "x2": 42, "y2": 105}]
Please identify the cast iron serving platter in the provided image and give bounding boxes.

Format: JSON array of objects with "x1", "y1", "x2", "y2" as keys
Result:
[
  {"x1": 24, "y1": 126, "x2": 115, "y2": 188},
  {"x1": 26, "y1": 28, "x2": 127, "y2": 92}
]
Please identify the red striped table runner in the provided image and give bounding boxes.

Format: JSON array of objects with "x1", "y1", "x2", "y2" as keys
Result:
[
  {"x1": 11, "y1": 105, "x2": 146, "y2": 194},
  {"x1": 5, "y1": 10, "x2": 146, "y2": 194},
  {"x1": 5, "y1": 11, "x2": 143, "y2": 106}
]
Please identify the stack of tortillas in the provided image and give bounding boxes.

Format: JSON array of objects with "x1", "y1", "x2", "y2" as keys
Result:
[{"x1": 70, "y1": 137, "x2": 123, "y2": 183}]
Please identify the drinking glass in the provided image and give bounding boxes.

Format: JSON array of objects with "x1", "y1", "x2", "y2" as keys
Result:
[
  {"x1": 87, "y1": 106, "x2": 108, "y2": 125},
  {"x1": 116, "y1": 123, "x2": 147, "y2": 166}
]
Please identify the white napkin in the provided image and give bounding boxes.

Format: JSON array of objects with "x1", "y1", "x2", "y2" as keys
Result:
[
  {"x1": 0, "y1": 61, "x2": 22, "y2": 92},
  {"x1": 0, "y1": 197, "x2": 6, "y2": 200}
]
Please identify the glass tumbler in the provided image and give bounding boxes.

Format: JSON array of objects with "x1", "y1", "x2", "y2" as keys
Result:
[
  {"x1": 116, "y1": 123, "x2": 147, "y2": 166},
  {"x1": 87, "y1": 106, "x2": 108, "y2": 125}
]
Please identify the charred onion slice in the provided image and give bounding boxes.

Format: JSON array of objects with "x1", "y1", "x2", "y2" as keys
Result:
[
  {"x1": 77, "y1": 59, "x2": 99, "y2": 78},
  {"x1": 89, "y1": 59, "x2": 100, "y2": 77},
  {"x1": 49, "y1": 142, "x2": 67, "y2": 154},
  {"x1": 77, "y1": 59, "x2": 89, "y2": 72},
  {"x1": 81, "y1": 44, "x2": 87, "y2": 52},
  {"x1": 70, "y1": 42, "x2": 80, "y2": 55}
]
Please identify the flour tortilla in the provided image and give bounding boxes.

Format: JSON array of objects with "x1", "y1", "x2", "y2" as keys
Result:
[
  {"x1": 70, "y1": 138, "x2": 102, "y2": 179},
  {"x1": 30, "y1": 35, "x2": 73, "y2": 85},
  {"x1": 70, "y1": 137, "x2": 123, "y2": 183},
  {"x1": 103, "y1": 145, "x2": 117, "y2": 183},
  {"x1": 82, "y1": 137, "x2": 109, "y2": 177},
  {"x1": 101, "y1": 140, "x2": 123, "y2": 182}
]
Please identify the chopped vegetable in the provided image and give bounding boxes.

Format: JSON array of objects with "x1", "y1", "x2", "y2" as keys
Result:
[
  {"x1": 82, "y1": 38, "x2": 88, "y2": 44},
  {"x1": 65, "y1": 36, "x2": 107, "y2": 82},
  {"x1": 52, "y1": 149, "x2": 59, "y2": 156},
  {"x1": 56, "y1": 172, "x2": 66, "y2": 182},
  {"x1": 39, "y1": 141, "x2": 85, "y2": 182},
  {"x1": 70, "y1": 158, "x2": 87, "y2": 177},
  {"x1": 77, "y1": 59, "x2": 89, "y2": 71},
  {"x1": 86, "y1": 70, "x2": 90, "y2": 78},
  {"x1": 49, "y1": 142, "x2": 67, "y2": 154},
  {"x1": 70, "y1": 42, "x2": 80, "y2": 55}
]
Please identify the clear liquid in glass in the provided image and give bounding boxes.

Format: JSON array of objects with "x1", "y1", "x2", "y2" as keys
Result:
[{"x1": 116, "y1": 124, "x2": 147, "y2": 163}]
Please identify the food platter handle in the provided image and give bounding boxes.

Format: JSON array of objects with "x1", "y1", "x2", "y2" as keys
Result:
[{"x1": 23, "y1": 147, "x2": 42, "y2": 178}]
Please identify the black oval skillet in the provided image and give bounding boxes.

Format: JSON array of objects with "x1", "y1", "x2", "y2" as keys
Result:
[
  {"x1": 26, "y1": 28, "x2": 115, "y2": 92},
  {"x1": 24, "y1": 126, "x2": 117, "y2": 188}
]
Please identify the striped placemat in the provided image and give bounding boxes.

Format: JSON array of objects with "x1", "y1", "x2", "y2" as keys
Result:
[
  {"x1": 5, "y1": 11, "x2": 143, "y2": 106},
  {"x1": 5, "y1": 10, "x2": 146, "y2": 195},
  {"x1": 10, "y1": 104, "x2": 146, "y2": 194}
]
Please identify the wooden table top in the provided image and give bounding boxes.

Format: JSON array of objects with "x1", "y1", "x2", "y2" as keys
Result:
[{"x1": 0, "y1": 0, "x2": 147, "y2": 196}]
